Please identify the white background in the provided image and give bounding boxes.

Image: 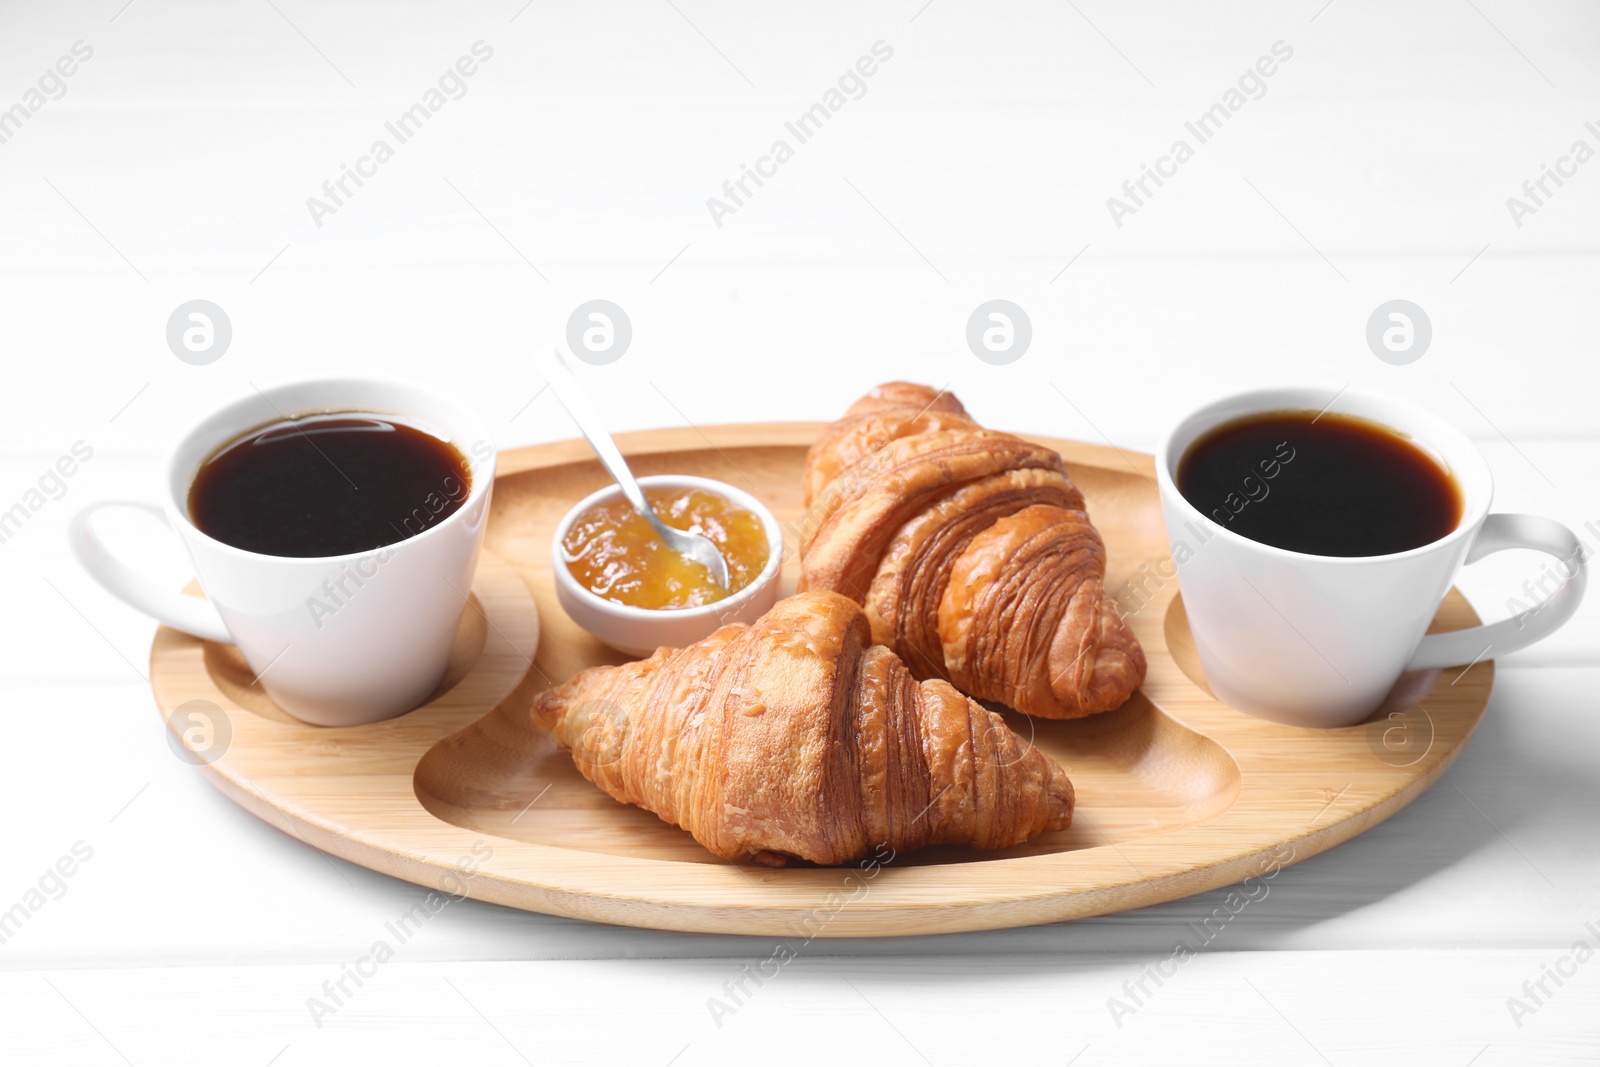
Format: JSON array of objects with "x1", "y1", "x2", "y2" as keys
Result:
[{"x1": 2, "y1": 1, "x2": 1598, "y2": 1063}]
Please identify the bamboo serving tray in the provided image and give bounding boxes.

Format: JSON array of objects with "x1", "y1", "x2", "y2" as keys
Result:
[{"x1": 149, "y1": 424, "x2": 1493, "y2": 937}]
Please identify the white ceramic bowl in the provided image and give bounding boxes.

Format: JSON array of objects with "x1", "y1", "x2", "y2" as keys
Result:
[{"x1": 550, "y1": 475, "x2": 784, "y2": 657}]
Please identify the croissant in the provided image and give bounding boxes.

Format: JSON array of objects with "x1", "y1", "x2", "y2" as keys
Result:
[
  {"x1": 799, "y1": 382, "x2": 1146, "y2": 719},
  {"x1": 533, "y1": 590, "x2": 1073, "y2": 866}
]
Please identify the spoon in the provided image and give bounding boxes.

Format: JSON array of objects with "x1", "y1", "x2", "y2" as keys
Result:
[{"x1": 535, "y1": 346, "x2": 730, "y2": 591}]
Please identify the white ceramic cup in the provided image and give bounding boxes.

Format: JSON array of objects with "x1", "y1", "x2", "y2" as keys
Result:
[
  {"x1": 1156, "y1": 384, "x2": 1587, "y2": 728},
  {"x1": 70, "y1": 377, "x2": 496, "y2": 727}
]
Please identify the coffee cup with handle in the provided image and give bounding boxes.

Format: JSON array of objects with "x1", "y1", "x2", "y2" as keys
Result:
[
  {"x1": 1156, "y1": 384, "x2": 1586, "y2": 728},
  {"x1": 69, "y1": 377, "x2": 496, "y2": 727}
]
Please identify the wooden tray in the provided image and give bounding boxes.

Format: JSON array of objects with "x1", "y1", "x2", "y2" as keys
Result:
[{"x1": 149, "y1": 424, "x2": 1493, "y2": 937}]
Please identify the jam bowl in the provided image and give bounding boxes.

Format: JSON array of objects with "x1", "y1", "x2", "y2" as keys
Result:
[{"x1": 550, "y1": 475, "x2": 784, "y2": 657}]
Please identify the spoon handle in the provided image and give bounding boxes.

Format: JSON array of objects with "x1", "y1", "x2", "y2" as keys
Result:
[
  {"x1": 534, "y1": 346, "x2": 654, "y2": 518},
  {"x1": 537, "y1": 345, "x2": 730, "y2": 591}
]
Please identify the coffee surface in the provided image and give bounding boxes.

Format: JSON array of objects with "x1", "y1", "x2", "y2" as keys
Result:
[
  {"x1": 1177, "y1": 410, "x2": 1461, "y2": 557},
  {"x1": 189, "y1": 414, "x2": 471, "y2": 557}
]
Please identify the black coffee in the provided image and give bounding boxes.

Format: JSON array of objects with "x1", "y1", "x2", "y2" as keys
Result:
[
  {"x1": 1177, "y1": 410, "x2": 1461, "y2": 557},
  {"x1": 189, "y1": 413, "x2": 471, "y2": 557}
]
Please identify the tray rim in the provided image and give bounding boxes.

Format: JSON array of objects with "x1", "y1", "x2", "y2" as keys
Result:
[{"x1": 148, "y1": 423, "x2": 1494, "y2": 937}]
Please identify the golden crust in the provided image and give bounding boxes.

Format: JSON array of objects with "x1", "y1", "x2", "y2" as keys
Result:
[
  {"x1": 802, "y1": 407, "x2": 979, "y2": 509},
  {"x1": 940, "y1": 504, "x2": 1146, "y2": 718},
  {"x1": 801, "y1": 384, "x2": 1147, "y2": 719},
  {"x1": 863, "y1": 469, "x2": 1086, "y2": 682},
  {"x1": 844, "y1": 381, "x2": 969, "y2": 419},
  {"x1": 797, "y1": 428, "x2": 1067, "y2": 601},
  {"x1": 533, "y1": 591, "x2": 1073, "y2": 865}
]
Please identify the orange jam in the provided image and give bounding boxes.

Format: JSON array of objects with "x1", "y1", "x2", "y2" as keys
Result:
[{"x1": 562, "y1": 487, "x2": 769, "y2": 609}]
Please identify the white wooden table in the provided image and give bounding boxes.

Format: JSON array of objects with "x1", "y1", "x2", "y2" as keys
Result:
[{"x1": 2, "y1": 2, "x2": 1597, "y2": 1063}]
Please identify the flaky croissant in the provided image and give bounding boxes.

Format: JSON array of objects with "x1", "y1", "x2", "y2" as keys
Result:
[
  {"x1": 799, "y1": 382, "x2": 1146, "y2": 719},
  {"x1": 533, "y1": 590, "x2": 1073, "y2": 866}
]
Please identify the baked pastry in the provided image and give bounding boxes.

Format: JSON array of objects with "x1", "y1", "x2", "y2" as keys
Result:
[
  {"x1": 533, "y1": 590, "x2": 1073, "y2": 866},
  {"x1": 800, "y1": 382, "x2": 1145, "y2": 719}
]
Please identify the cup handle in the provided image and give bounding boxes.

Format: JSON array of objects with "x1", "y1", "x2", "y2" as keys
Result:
[
  {"x1": 1407, "y1": 513, "x2": 1587, "y2": 671},
  {"x1": 69, "y1": 500, "x2": 233, "y2": 643}
]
